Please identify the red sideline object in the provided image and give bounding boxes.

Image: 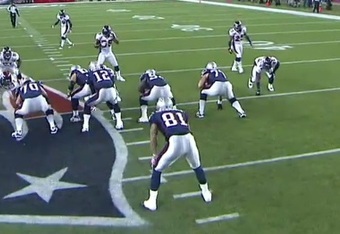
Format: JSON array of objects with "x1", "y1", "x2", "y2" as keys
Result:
[
  {"x1": 319, "y1": 6, "x2": 323, "y2": 12},
  {"x1": 266, "y1": 1, "x2": 271, "y2": 6},
  {"x1": 33, "y1": 0, "x2": 74, "y2": 3}
]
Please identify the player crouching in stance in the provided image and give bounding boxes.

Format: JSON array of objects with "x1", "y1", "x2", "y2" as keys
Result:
[
  {"x1": 0, "y1": 47, "x2": 23, "y2": 83},
  {"x1": 248, "y1": 56, "x2": 280, "y2": 96},
  {"x1": 228, "y1": 21, "x2": 252, "y2": 74},
  {"x1": 12, "y1": 78, "x2": 58, "y2": 141},
  {"x1": 95, "y1": 25, "x2": 125, "y2": 82},
  {"x1": 52, "y1": 9, "x2": 74, "y2": 49},
  {"x1": 196, "y1": 62, "x2": 246, "y2": 118},
  {"x1": 138, "y1": 69, "x2": 176, "y2": 123},
  {"x1": 81, "y1": 62, "x2": 124, "y2": 132},
  {"x1": 143, "y1": 98, "x2": 212, "y2": 211},
  {"x1": 67, "y1": 65, "x2": 92, "y2": 122}
]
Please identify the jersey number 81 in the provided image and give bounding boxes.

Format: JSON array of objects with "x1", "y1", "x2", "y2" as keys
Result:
[{"x1": 162, "y1": 112, "x2": 187, "y2": 128}]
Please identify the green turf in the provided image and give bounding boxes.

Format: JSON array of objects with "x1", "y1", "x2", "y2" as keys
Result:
[{"x1": 1, "y1": 1, "x2": 340, "y2": 233}]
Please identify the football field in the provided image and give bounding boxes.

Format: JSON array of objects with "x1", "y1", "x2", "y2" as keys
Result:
[{"x1": 1, "y1": 0, "x2": 340, "y2": 233}]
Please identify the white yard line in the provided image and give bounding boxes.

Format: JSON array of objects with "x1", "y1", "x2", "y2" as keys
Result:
[
  {"x1": 195, "y1": 213, "x2": 240, "y2": 224},
  {"x1": 138, "y1": 156, "x2": 153, "y2": 161},
  {"x1": 126, "y1": 140, "x2": 150, "y2": 146},
  {"x1": 22, "y1": 40, "x2": 340, "y2": 63},
  {"x1": 122, "y1": 148, "x2": 340, "y2": 182},
  {"x1": 173, "y1": 191, "x2": 202, "y2": 199},
  {"x1": 118, "y1": 128, "x2": 144, "y2": 133},
  {"x1": 7, "y1": 30, "x2": 340, "y2": 49}
]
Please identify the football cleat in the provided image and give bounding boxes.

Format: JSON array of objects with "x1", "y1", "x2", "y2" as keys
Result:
[
  {"x1": 138, "y1": 117, "x2": 149, "y2": 123},
  {"x1": 267, "y1": 83, "x2": 274, "y2": 92},
  {"x1": 196, "y1": 112, "x2": 204, "y2": 118},
  {"x1": 239, "y1": 112, "x2": 247, "y2": 118},
  {"x1": 143, "y1": 199, "x2": 157, "y2": 211},
  {"x1": 248, "y1": 79, "x2": 253, "y2": 89},
  {"x1": 238, "y1": 67, "x2": 244, "y2": 74},
  {"x1": 50, "y1": 127, "x2": 58, "y2": 134},
  {"x1": 217, "y1": 102, "x2": 223, "y2": 110},
  {"x1": 255, "y1": 91, "x2": 261, "y2": 96},
  {"x1": 70, "y1": 115, "x2": 82, "y2": 123},
  {"x1": 231, "y1": 67, "x2": 238, "y2": 72},
  {"x1": 201, "y1": 190, "x2": 212, "y2": 203},
  {"x1": 11, "y1": 131, "x2": 23, "y2": 141},
  {"x1": 116, "y1": 75, "x2": 125, "y2": 82},
  {"x1": 115, "y1": 122, "x2": 124, "y2": 130},
  {"x1": 68, "y1": 43, "x2": 74, "y2": 48},
  {"x1": 81, "y1": 126, "x2": 89, "y2": 132}
]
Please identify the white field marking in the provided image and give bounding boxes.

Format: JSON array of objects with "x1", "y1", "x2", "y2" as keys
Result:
[
  {"x1": 109, "y1": 117, "x2": 133, "y2": 121},
  {"x1": 21, "y1": 39, "x2": 340, "y2": 63},
  {"x1": 195, "y1": 213, "x2": 240, "y2": 225},
  {"x1": 138, "y1": 156, "x2": 153, "y2": 161},
  {"x1": 56, "y1": 64, "x2": 73, "y2": 67},
  {"x1": 45, "y1": 57, "x2": 340, "y2": 84},
  {"x1": 118, "y1": 128, "x2": 144, "y2": 133},
  {"x1": 49, "y1": 58, "x2": 54, "y2": 61},
  {"x1": 53, "y1": 60, "x2": 70, "y2": 64},
  {"x1": 42, "y1": 49, "x2": 57, "y2": 52},
  {"x1": 50, "y1": 54, "x2": 63, "y2": 57},
  {"x1": 126, "y1": 140, "x2": 150, "y2": 146},
  {"x1": 63, "y1": 73, "x2": 69, "y2": 76},
  {"x1": 173, "y1": 191, "x2": 202, "y2": 199},
  {"x1": 122, "y1": 148, "x2": 340, "y2": 182},
  {"x1": 60, "y1": 68, "x2": 70, "y2": 71},
  {"x1": 45, "y1": 52, "x2": 60, "y2": 55},
  {"x1": 119, "y1": 87, "x2": 340, "y2": 112},
  {"x1": 9, "y1": 30, "x2": 340, "y2": 50}
]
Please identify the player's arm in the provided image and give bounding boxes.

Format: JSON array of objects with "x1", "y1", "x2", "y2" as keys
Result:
[
  {"x1": 16, "y1": 57, "x2": 21, "y2": 68},
  {"x1": 67, "y1": 73, "x2": 77, "y2": 95},
  {"x1": 68, "y1": 19, "x2": 73, "y2": 30},
  {"x1": 15, "y1": 94, "x2": 22, "y2": 108},
  {"x1": 228, "y1": 36, "x2": 233, "y2": 53},
  {"x1": 112, "y1": 31, "x2": 119, "y2": 45},
  {"x1": 198, "y1": 73, "x2": 208, "y2": 90},
  {"x1": 245, "y1": 33, "x2": 253, "y2": 47},
  {"x1": 52, "y1": 19, "x2": 60, "y2": 28},
  {"x1": 15, "y1": 7, "x2": 20, "y2": 17},
  {"x1": 150, "y1": 123, "x2": 159, "y2": 157},
  {"x1": 138, "y1": 79, "x2": 147, "y2": 94}
]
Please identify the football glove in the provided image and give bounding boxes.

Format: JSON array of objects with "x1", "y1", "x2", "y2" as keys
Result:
[{"x1": 228, "y1": 48, "x2": 233, "y2": 54}]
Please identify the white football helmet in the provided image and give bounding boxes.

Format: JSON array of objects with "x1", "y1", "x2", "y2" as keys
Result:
[
  {"x1": 206, "y1": 62, "x2": 217, "y2": 70},
  {"x1": 156, "y1": 97, "x2": 173, "y2": 111},
  {"x1": 145, "y1": 69, "x2": 157, "y2": 78}
]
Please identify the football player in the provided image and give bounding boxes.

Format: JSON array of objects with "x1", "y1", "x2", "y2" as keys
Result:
[
  {"x1": 143, "y1": 98, "x2": 212, "y2": 211},
  {"x1": 81, "y1": 62, "x2": 124, "y2": 132},
  {"x1": 12, "y1": 78, "x2": 58, "y2": 141},
  {"x1": 138, "y1": 69, "x2": 176, "y2": 123},
  {"x1": 196, "y1": 62, "x2": 246, "y2": 118},
  {"x1": 95, "y1": 25, "x2": 124, "y2": 82},
  {"x1": 248, "y1": 56, "x2": 280, "y2": 95},
  {"x1": 52, "y1": 9, "x2": 74, "y2": 49},
  {"x1": 228, "y1": 21, "x2": 253, "y2": 74},
  {"x1": 0, "y1": 71, "x2": 15, "y2": 90},
  {"x1": 67, "y1": 65, "x2": 91, "y2": 122},
  {"x1": 0, "y1": 47, "x2": 23, "y2": 82}
]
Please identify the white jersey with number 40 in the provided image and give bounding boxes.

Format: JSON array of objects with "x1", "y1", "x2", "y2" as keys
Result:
[{"x1": 95, "y1": 33, "x2": 116, "y2": 54}]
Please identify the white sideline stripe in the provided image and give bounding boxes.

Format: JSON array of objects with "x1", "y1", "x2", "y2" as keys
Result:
[
  {"x1": 195, "y1": 213, "x2": 240, "y2": 224},
  {"x1": 119, "y1": 128, "x2": 144, "y2": 133},
  {"x1": 138, "y1": 156, "x2": 152, "y2": 161},
  {"x1": 22, "y1": 39, "x2": 340, "y2": 63},
  {"x1": 119, "y1": 86, "x2": 340, "y2": 112},
  {"x1": 173, "y1": 191, "x2": 201, "y2": 199},
  {"x1": 45, "y1": 57, "x2": 340, "y2": 83},
  {"x1": 126, "y1": 140, "x2": 150, "y2": 146},
  {"x1": 122, "y1": 148, "x2": 340, "y2": 182},
  {"x1": 180, "y1": 0, "x2": 340, "y2": 21}
]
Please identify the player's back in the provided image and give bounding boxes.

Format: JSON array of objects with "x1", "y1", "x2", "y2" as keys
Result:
[
  {"x1": 150, "y1": 109, "x2": 190, "y2": 140},
  {"x1": 206, "y1": 69, "x2": 228, "y2": 85},
  {"x1": 144, "y1": 75, "x2": 167, "y2": 89},
  {"x1": 19, "y1": 81, "x2": 43, "y2": 99},
  {"x1": 88, "y1": 68, "x2": 114, "y2": 90},
  {"x1": 72, "y1": 69, "x2": 88, "y2": 86}
]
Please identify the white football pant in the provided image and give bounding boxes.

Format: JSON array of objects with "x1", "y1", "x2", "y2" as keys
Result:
[
  {"x1": 141, "y1": 85, "x2": 173, "y2": 102},
  {"x1": 15, "y1": 95, "x2": 50, "y2": 116},
  {"x1": 97, "y1": 51, "x2": 119, "y2": 67},
  {"x1": 201, "y1": 81, "x2": 235, "y2": 99}
]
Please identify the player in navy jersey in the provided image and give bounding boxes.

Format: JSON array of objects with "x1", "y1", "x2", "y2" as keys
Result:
[
  {"x1": 81, "y1": 62, "x2": 123, "y2": 132},
  {"x1": 12, "y1": 78, "x2": 58, "y2": 141},
  {"x1": 197, "y1": 62, "x2": 246, "y2": 118},
  {"x1": 67, "y1": 65, "x2": 91, "y2": 122},
  {"x1": 143, "y1": 98, "x2": 212, "y2": 211},
  {"x1": 138, "y1": 69, "x2": 176, "y2": 123}
]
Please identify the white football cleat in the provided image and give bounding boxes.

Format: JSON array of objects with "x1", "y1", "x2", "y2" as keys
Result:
[
  {"x1": 201, "y1": 190, "x2": 212, "y2": 203},
  {"x1": 115, "y1": 121, "x2": 124, "y2": 130},
  {"x1": 81, "y1": 125, "x2": 89, "y2": 132},
  {"x1": 231, "y1": 67, "x2": 238, "y2": 72},
  {"x1": 238, "y1": 67, "x2": 244, "y2": 74},
  {"x1": 59, "y1": 47, "x2": 63, "y2": 50},
  {"x1": 138, "y1": 117, "x2": 149, "y2": 123},
  {"x1": 267, "y1": 83, "x2": 275, "y2": 92},
  {"x1": 11, "y1": 131, "x2": 23, "y2": 141},
  {"x1": 117, "y1": 75, "x2": 125, "y2": 82},
  {"x1": 50, "y1": 126, "x2": 58, "y2": 135},
  {"x1": 248, "y1": 79, "x2": 253, "y2": 89},
  {"x1": 70, "y1": 115, "x2": 82, "y2": 123},
  {"x1": 143, "y1": 199, "x2": 157, "y2": 211}
]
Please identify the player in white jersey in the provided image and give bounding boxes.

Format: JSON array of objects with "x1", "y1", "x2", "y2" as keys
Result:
[
  {"x1": 95, "y1": 25, "x2": 125, "y2": 82},
  {"x1": 228, "y1": 21, "x2": 253, "y2": 74},
  {"x1": 248, "y1": 56, "x2": 280, "y2": 95},
  {"x1": 0, "y1": 47, "x2": 23, "y2": 85},
  {"x1": 52, "y1": 9, "x2": 74, "y2": 49}
]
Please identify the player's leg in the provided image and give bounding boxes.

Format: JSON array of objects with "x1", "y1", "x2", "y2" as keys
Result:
[
  {"x1": 96, "y1": 52, "x2": 106, "y2": 67},
  {"x1": 105, "y1": 87, "x2": 124, "y2": 130},
  {"x1": 139, "y1": 87, "x2": 159, "y2": 122},
  {"x1": 64, "y1": 31, "x2": 74, "y2": 47},
  {"x1": 267, "y1": 62, "x2": 280, "y2": 92},
  {"x1": 144, "y1": 138, "x2": 180, "y2": 211},
  {"x1": 196, "y1": 82, "x2": 220, "y2": 118},
  {"x1": 163, "y1": 84, "x2": 177, "y2": 109},
  {"x1": 225, "y1": 82, "x2": 246, "y2": 118},
  {"x1": 82, "y1": 91, "x2": 101, "y2": 132},
  {"x1": 38, "y1": 96, "x2": 58, "y2": 134},
  {"x1": 12, "y1": 99, "x2": 30, "y2": 140},
  {"x1": 70, "y1": 85, "x2": 92, "y2": 122},
  {"x1": 231, "y1": 43, "x2": 243, "y2": 73},
  {"x1": 107, "y1": 52, "x2": 125, "y2": 81},
  {"x1": 185, "y1": 134, "x2": 212, "y2": 202}
]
